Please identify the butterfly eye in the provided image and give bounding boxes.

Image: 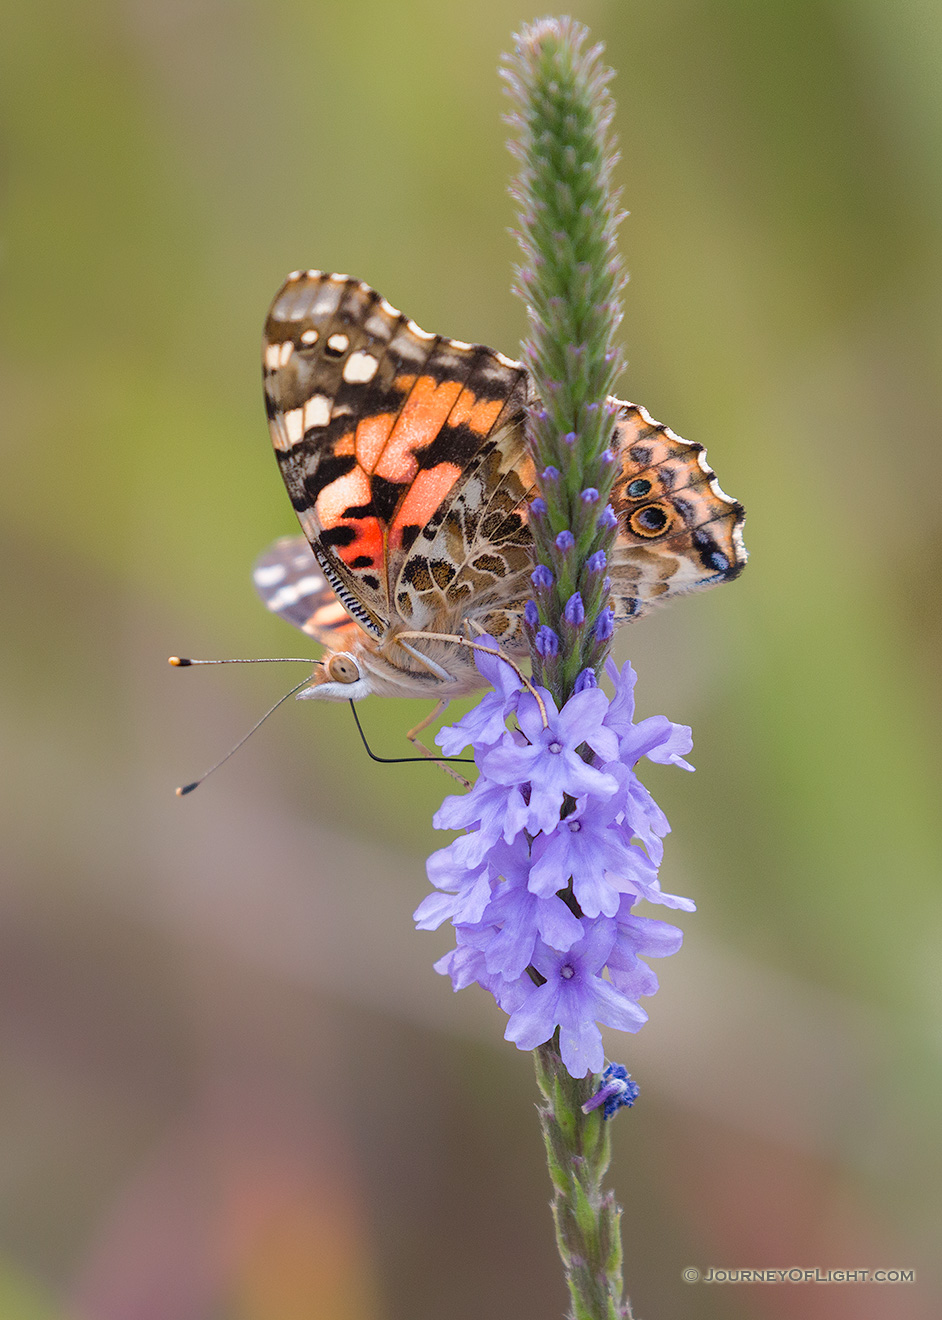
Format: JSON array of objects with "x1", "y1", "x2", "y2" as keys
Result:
[
  {"x1": 626, "y1": 478, "x2": 652, "y2": 498},
  {"x1": 628, "y1": 504, "x2": 671, "y2": 538},
  {"x1": 327, "y1": 654, "x2": 361, "y2": 683}
]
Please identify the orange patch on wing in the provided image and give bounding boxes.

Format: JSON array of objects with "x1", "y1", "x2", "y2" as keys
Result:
[
  {"x1": 449, "y1": 390, "x2": 503, "y2": 435},
  {"x1": 339, "y1": 518, "x2": 385, "y2": 569},
  {"x1": 391, "y1": 462, "x2": 462, "y2": 542},
  {"x1": 334, "y1": 430, "x2": 356, "y2": 457},
  {"x1": 354, "y1": 414, "x2": 395, "y2": 472},
  {"x1": 375, "y1": 375, "x2": 464, "y2": 483},
  {"x1": 308, "y1": 600, "x2": 351, "y2": 629}
]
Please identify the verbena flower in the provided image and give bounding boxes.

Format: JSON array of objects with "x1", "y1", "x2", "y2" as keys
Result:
[
  {"x1": 481, "y1": 686, "x2": 618, "y2": 834},
  {"x1": 505, "y1": 920, "x2": 648, "y2": 1078},
  {"x1": 415, "y1": 645, "x2": 694, "y2": 1077}
]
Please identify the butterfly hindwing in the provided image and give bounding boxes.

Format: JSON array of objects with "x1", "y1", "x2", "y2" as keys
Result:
[
  {"x1": 253, "y1": 535, "x2": 360, "y2": 647},
  {"x1": 608, "y1": 402, "x2": 746, "y2": 621}
]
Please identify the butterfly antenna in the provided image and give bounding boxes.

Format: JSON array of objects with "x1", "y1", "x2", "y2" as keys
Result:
[
  {"x1": 347, "y1": 702, "x2": 473, "y2": 768},
  {"x1": 169, "y1": 655, "x2": 314, "y2": 666},
  {"x1": 174, "y1": 673, "x2": 312, "y2": 796}
]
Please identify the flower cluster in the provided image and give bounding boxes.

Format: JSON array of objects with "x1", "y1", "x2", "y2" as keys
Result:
[{"x1": 415, "y1": 638, "x2": 695, "y2": 1079}]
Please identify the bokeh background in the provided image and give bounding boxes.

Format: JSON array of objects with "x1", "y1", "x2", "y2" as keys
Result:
[{"x1": 2, "y1": 1, "x2": 941, "y2": 1317}]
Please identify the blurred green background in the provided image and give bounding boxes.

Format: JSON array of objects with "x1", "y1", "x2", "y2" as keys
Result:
[{"x1": 2, "y1": 1, "x2": 940, "y2": 1317}]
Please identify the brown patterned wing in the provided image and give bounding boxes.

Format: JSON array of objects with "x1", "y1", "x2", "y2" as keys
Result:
[
  {"x1": 608, "y1": 401, "x2": 747, "y2": 621},
  {"x1": 263, "y1": 271, "x2": 529, "y2": 641}
]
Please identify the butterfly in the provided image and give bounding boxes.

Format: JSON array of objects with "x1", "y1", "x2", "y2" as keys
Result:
[{"x1": 254, "y1": 270, "x2": 746, "y2": 715}]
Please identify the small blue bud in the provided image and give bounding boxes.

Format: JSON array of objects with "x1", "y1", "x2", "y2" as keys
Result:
[
  {"x1": 574, "y1": 667, "x2": 597, "y2": 693},
  {"x1": 542, "y1": 465, "x2": 561, "y2": 483},
  {"x1": 555, "y1": 530, "x2": 575, "y2": 552},
  {"x1": 524, "y1": 599, "x2": 539, "y2": 629},
  {"x1": 563, "y1": 592, "x2": 585, "y2": 626},
  {"x1": 580, "y1": 487, "x2": 599, "y2": 504},
  {"x1": 531, "y1": 564, "x2": 554, "y2": 591},
  {"x1": 599, "y1": 504, "x2": 617, "y2": 530},
  {"x1": 531, "y1": 497, "x2": 548, "y2": 518},
  {"x1": 535, "y1": 626, "x2": 559, "y2": 658},
  {"x1": 594, "y1": 606, "x2": 614, "y2": 642},
  {"x1": 562, "y1": 431, "x2": 577, "y2": 447},
  {"x1": 587, "y1": 550, "x2": 607, "y2": 573}
]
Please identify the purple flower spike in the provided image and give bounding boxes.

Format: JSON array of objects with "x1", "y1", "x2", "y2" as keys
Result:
[
  {"x1": 531, "y1": 564, "x2": 554, "y2": 591},
  {"x1": 555, "y1": 529, "x2": 575, "y2": 552},
  {"x1": 535, "y1": 625, "x2": 560, "y2": 657},
  {"x1": 420, "y1": 617, "x2": 698, "y2": 1077},
  {"x1": 563, "y1": 592, "x2": 585, "y2": 626},
  {"x1": 580, "y1": 487, "x2": 599, "y2": 504}
]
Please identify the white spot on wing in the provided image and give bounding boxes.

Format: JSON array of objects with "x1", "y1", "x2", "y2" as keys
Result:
[
  {"x1": 300, "y1": 328, "x2": 319, "y2": 345},
  {"x1": 327, "y1": 332, "x2": 350, "y2": 353},
  {"x1": 254, "y1": 563, "x2": 287, "y2": 587},
  {"x1": 406, "y1": 319, "x2": 436, "y2": 342},
  {"x1": 342, "y1": 351, "x2": 379, "y2": 383},
  {"x1": 709, "y1": 476, "x2": 735, "y2": 504},
  {"x1": 266, "y1": 576, "x2": 324, "y2": 612},
  {"x1": 284, "y1": 408, "x2": 305, "y2": 445},
  {"x1": 264, "y1": 342, "x2": 282, "y2": 370},
  {"x1": 303, "y1": 395, "x2": 331, "y2": 430}
]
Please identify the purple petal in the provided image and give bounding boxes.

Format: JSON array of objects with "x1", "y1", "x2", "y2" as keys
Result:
[{"x1": 504, "y1": 980, "x2": 561, "y2": 1051}]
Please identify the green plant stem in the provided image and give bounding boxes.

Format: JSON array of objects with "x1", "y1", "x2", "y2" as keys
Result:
[{"x1": 534, "y1": 1040, "x2": 633, "y2": 1320}]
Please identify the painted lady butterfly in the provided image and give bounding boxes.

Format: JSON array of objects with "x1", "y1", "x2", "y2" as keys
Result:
[{"x1": 254, "y1": 271, "x2": 746, "y2": 707}]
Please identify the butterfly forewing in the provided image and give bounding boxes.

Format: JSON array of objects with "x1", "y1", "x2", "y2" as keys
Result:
[{"x1": 263, "y1": 270, "x2": 535, "y2": 644}]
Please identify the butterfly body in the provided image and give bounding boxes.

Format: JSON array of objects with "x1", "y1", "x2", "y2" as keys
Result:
[{"x1": 255, "y1": 271, "x2": 746, "y2": 702}]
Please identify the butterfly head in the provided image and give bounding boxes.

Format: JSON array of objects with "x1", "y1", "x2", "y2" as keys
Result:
[{"x1": 297, "y1": 650, "x2": 374, "y2": 702}]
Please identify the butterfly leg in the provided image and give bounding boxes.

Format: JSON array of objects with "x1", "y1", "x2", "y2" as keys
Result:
[
  {"x1": 406, "y1": 699, "x2": 471, "y2": 789},
  {"x1": 397, "y1": 629, "x2": 548, "y2": 727}
]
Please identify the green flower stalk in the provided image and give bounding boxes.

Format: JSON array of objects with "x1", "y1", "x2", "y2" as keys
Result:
[
  {"x1": 502, "y1": 18, "x2": 634, "y2": 1320},
  {"x1": 502, "y1": 16, "x2": 625, "y2": 705}
]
